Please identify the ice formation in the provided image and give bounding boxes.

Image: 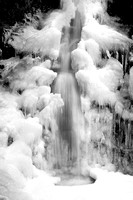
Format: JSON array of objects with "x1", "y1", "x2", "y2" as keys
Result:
[{"x1": 0, "y1": 0, "x2": 133, "y2": 199}]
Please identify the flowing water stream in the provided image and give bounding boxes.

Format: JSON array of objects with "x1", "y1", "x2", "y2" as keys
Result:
[
  {"x1": 52, "y1": 11, "x2": 95, "y2": 184},
  {"x1": 53, "y1": 10, "x2": 83, "y2": 172}
]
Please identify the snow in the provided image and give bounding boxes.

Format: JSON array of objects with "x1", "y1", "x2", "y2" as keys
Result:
[
  {"x1": 76, "y1": 68, "x2": 118, "y2": 106},
  {"x1": 6, "y1": 140, "x2": 32, "y2": 157},
  {"x1": 81, "y1": 96, "x2": 91, "y2": 113},
  {"x1": 0, "y1": 92, "x2": 23, "y2": 129},
  {"x1": 38, "y1": 93, "x2": 64, "y2": 129},
  {"x1": 25, "y1": 67, "x2": 57, "y2": 86},
  {"x1": 77, "y1": 0, "x2": 107, "y2": 24},
  {"x1": 45, "y1": 0, "x2": 76, "y2": 30},
  {"x1": 71, "y1": 46, "x2": 95, "y2": 71},
  {"x1": 0, "y1": 158, "x2": 27, "y2": 187},
  {"x1": 0, "y1": 132, "x2": 8, "y2": 147},
  {"x1": 19, "y1": 93, "x2": 38, "y2": 116},
  {"x1": 5, "y1": 151, "x2": 33, "y2": 178},
  {"x1": 18, "y1": 86, "x2": 51, "y2": 115},
  {"x1": 39, "y1": 60, "x2": 52, "y2": 69},
  {"x1": 22, "y1": 167, "x2": 133, "y2": 200},
  {"x1": 37, "y1": 94, "x2": 51, "y2": 111},
  {"x1": 82, "y1": 19, "x2": 130, "y2": 50},
  {"x1": 72, "y1": 50, "x2": 123, "y2": 106},
  {"x1": 9, "y1": 26, "x2": 62, "y2": 59},
  {"x1": 7, "y1": 117, "x2": 42, "y2": 146},
  {"x1": 0, "y1": 0, "x2": 133, "y2": 200},
  {"x1": 85, "y1": 38, "x2": 101, "y2": 65},
  {"x1": 97, "y1": 58, "x2": 123, "y2": 92}
]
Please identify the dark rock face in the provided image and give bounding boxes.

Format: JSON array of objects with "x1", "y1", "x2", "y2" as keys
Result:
[{"x1": 107, "y1": 0, "x2": 133, "y2": 25}]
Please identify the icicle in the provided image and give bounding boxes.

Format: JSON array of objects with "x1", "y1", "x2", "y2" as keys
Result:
[
  {"x1": 116, "y1": 51, "x2": 119, "y2": 60},
  {"x1": 123, "y1": 49, "x2": 129, "y2": 74}
]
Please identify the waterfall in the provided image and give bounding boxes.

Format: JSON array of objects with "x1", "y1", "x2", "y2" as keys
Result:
[
  {"x1": 54, "y1": 72, "x2": 82, "y2": 170},
  {"x1": 52, "y1": 10, "x2": 85, "y2": 173}
]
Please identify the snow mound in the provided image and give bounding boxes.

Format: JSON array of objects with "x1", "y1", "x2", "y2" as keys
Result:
[
  {"x1": 71, "y1": 47, "x2": 95, "y2": 71},
  {"x1": 76, "y1": 69, "x2": 118, "y2": 106},
  {"x1": 82, "y1": 19, "x2": 131, "y2": 50},
  {"x1": 25, "y1": 66, "x2": 57, "y2": 86},
  {"x1": 7, "y1": 117, "x2": 42, "y2": 147}
]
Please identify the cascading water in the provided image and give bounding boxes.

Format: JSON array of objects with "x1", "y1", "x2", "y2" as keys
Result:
[
  {"x1": 54, "y1": 72, "x2": 82, "y2": 170},
  {"x1": 53, "y1": 11, "x2": 83, "y2": 172},
  {"x1": 52, "y1": 11, "x2": 95, "y2": 184},
  {"x1": 1, "y1": 1, "x2": 133, "y2": 198}
]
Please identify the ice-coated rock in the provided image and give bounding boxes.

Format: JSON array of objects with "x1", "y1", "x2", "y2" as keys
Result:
[
  {"x1": 85, "y1": 38, "x2": 101, "y2": 65},
  {"x1": 7, "y1": 117, "x2": 42, "y2": 147},
  {"x1": 82, "y1": 19, "x2": 130, "y2": 50},
  {"x1": 37, "y1": 94, "x2": 51, "y2": 111},
  {"x1": 18, "y1": 86, "x2": 51, "y2": 115},
  {"x1": 76, "y1": 69, "x2": 118, "y2": 106},
  {"x1": 71, "y1": 47, "x2": 94, "y2": 71},
  {"x1": 25, "y1": 66, "x2": 57, "y2": 86}
]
